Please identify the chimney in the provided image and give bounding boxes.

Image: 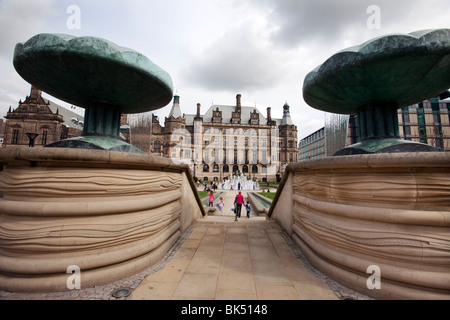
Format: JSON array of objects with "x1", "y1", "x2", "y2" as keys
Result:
[
  {"x1": 29, "y1": 85, "x2": 42, "y2": 100},
  {"x1": 197, "y1": 103, "x2": 201, "y2": 117},
  {"x1": 267, "y1": 107, "x2": 272, "y2": 121},
  {"x1": 236, "y1": 94, "x2": 242, "y2": 112}
]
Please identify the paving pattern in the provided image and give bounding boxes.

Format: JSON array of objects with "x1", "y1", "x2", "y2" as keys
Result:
[{"x1": 128, "y1": 217, "x2": 338, "y2": 300}]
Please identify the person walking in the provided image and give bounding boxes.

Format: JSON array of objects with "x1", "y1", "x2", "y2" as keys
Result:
[
  {"x1": 217, "y1": 197, "x2": 224, "y2": 215},
  {"x1": 234, "y1": 191, "x2": 245, "y2": 219},
  {"x1": 245, "y1": 201, "x2": 251, "y2": 218},
  {"x1": 208, "y1": 190, "x2": 215, "y2": 207}
]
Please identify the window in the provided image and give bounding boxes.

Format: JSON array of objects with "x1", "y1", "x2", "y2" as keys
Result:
[
  {"x1": 223, "y1": 165, "x2": 229, "y2": 173},
  {"x1": 261, "y1": 150, "x2": 267, "y2": 162},
  {"x1": 233, "y1": 165, "x2": 239, "y2": 173},
  {"x1": 154, "y1": 141, "x2": 161, "y2": 153},
  {"x1": 242, "y1": 165, "x2": 248, "y2": 173},
  {"x1": 12, "y1": 130, "x2": 19, "y2": 145},
  {"x1": 213, "y1": 164, "x2": 219, "y2": 172},
  {"x1": 203, "y1": 164, "x2": 209, "y2": 172},
  {"x1": 41, "y1": 130, "x2": 48, "y2": 145},
  {"x1": 261, "y1": 139, "x2": 267, "y2": 147},
  {"x1": 252, "y1": 165, "x2": 258, "y2": 173},
  {"x1": 417, "y1": 106, "x2": 427, "y2": 144}
]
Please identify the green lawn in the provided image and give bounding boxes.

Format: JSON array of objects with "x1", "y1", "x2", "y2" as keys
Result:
[
  {"x1": 259, "y1": 192, "x2": 276, "y2": 200},
  {"x1": 198, "y1": 191, "x2": 209, "y2": 198}
]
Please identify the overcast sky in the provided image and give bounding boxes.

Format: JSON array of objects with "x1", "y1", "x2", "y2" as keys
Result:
[{"x1": 0, "y1": 0, "x2": 449, "y2": 139}]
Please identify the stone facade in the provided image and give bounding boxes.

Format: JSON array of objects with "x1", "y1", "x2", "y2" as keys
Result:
[
  {"x1": 2, "y1": 86, "x2": 83, "y2": 148},
  {"x1": 132, "y1": 94, "x2": 298, "y2": 183}
]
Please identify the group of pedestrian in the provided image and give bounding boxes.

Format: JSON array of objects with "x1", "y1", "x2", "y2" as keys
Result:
[{"x1": 207, "y1": 189, "x2": 252, "y2": 221}]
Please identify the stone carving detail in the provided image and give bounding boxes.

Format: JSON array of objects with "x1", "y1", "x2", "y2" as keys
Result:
[
  {"x1": 0, "y1": 149, "x2": 202, "y2": 292},
  {"x1": 272, "y1": 153, "x2": 450, "y2": 299}
]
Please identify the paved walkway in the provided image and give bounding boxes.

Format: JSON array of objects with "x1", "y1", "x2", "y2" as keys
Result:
[
  {"x1": 127, "y1": 215, "x2": 339, "y2": 300},
  {"x1": 208, "y1": 189, "x2": 262, "y2": 219}
]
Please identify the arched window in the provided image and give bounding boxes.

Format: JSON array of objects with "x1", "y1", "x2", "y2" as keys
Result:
[
  {"x1": 213, "y1": 164, "x2": 219, "y2": 172},
  {"x1": 252, "y1": 165, "x2": 258, "y2": 173},
  {"x1": 223, "y1": 165, "x2": 229, "y2": 173},
  {"x1": 233, "y1": 165, "x2": 239, "y2": 173},
  {"x1": 242, "y1": 165, "x2": 248, "y2": 173},
  {"x1": 203, "y1": 164, "x2": 209, "y2": 172}
]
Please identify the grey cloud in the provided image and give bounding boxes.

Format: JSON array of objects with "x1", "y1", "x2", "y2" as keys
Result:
[
  {"x1": 181, "y1": 21, "x2": 292, "y2": 92},
  {"x1": 0, "y1": 0, "x2": 57, "y2": 58},
  {"x1": 258, "y1": 0, "x2": 441, "y2": 48}
]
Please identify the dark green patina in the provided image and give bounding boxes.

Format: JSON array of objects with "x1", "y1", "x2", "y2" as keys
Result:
[
  {"x1": 13, "y1": 33, "x2": 173, "y2": 153},
  {"x1": 303, "y1": 29, "x2": 450, "y2": 155}
]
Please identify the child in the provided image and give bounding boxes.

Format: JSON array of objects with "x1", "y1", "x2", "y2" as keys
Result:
[
  {"x1": 245, "y1": 201, "x2": 251, "y2": 218},
  {"x1": 216, "y1": 197, "x2": 224, "y2": 215}
]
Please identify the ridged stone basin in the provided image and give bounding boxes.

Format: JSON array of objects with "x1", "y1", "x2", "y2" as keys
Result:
[
  {"x1": 270, "y1": 152, "x2": 450, "y2": 299},
  {"x1": 0, "y1": 148, "x2": 204, "y2": 293}
]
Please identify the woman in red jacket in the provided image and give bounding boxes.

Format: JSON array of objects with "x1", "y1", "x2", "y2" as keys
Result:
[{"x1": 234, "y1": 191, "x2": 245, "y2": 221}]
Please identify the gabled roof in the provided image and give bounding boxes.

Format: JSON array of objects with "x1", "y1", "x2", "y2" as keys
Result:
[{"x1": 184, "y1": 105, "x2": 282, "y2": 126}]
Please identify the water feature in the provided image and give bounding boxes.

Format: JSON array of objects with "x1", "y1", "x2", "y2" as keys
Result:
[
  {"x1": 253, "y1": 193, "x2": 272, "y2": 208},
  {"x1": 220, "y1": 173, "x2": 260, "y2": 190},
  {"x1": 325, "y1": 113, "x2": 350, "y2": 156},
  {"x1": 0, "y1": 33, "x2": 206, "y2": 293}
]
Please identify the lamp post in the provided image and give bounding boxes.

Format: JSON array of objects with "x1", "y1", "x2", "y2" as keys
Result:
[{"x1": 26, "y1": 132, "x2": 39, "y2": 147}]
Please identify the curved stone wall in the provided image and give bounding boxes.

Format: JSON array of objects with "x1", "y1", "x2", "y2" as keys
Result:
[
  {"x1": 270, "y1": 153, "x2": 450, "y2": 299},
  {"x1": 0, "y1": 148, "x2": 204, "y2": 292}
]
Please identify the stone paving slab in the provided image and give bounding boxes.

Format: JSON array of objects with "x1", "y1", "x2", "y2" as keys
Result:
[{"x1": 127, "y1": 217, "x2": 343, "y2": 300}]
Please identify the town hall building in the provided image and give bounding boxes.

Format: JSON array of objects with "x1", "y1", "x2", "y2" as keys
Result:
[{"x1": 145, "y1": 94, "x2": 298, "y2": 183}]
